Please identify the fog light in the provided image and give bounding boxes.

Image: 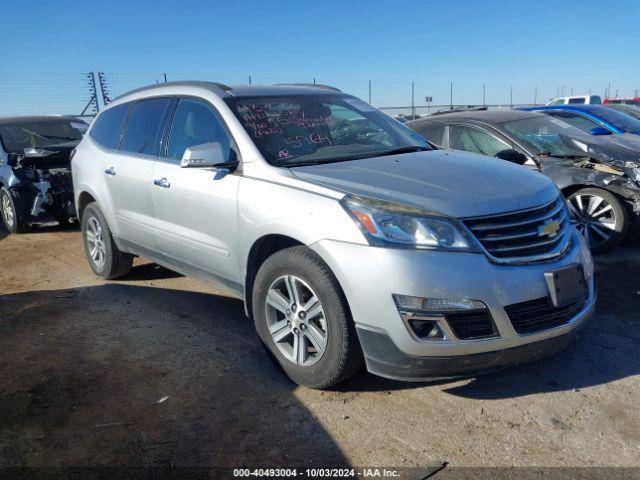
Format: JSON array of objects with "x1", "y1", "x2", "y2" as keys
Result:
[
  {"x1": 408, "y1": 319, "x2": 444, "y2": 339},
  {"x1": 393, "y1": 294, "x2": 485, "y2": 312}
]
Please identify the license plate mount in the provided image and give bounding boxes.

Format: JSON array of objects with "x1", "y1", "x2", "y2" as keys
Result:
[{"x1": 544, "y1": 264, "x2": 586, "y2": 307}]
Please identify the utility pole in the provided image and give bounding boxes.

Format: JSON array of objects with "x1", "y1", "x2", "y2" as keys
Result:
[
  {"x1": 80, "y1": 72, "x2": 99, "y2": 116},
  {"x1": 482, "y1": 83, "x2": 486, "y2": 107},
  {"x1": 164, "y1": 73, "x2": 167, "y2": 83},
  {"x1": 97, "y1": 72, "x2": 111, "y2": 106},
  {"x1": 450, "y1": 82, "x2": 453, "y2": 110},
  {"x1": 608, "y1": 81, "x2": 611, "y2": 99},
  {"x1": 248, "y1": 75, "x2": 252, "y2": 84},
  {"x1": 510, "y1": 85, "x2": 513, "y2": 109},
  {"x1": 368, "y1": 80, "x2": 371, "y2": 104},
  {"x1": 313, "y1": 77, "x2": 316, "y2": 85}
]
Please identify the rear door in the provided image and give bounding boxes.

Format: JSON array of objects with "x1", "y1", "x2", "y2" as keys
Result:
[
  {"x1": 150, "y1": 97, "x2": 240, "y2": 283},
  {"x1": 102, "y1": 97, "x2": 172, "y2": 252}
]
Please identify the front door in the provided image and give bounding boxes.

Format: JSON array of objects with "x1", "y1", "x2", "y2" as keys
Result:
[{"x1": 150, "y1": 97, "x2": 240, "y2": 283}]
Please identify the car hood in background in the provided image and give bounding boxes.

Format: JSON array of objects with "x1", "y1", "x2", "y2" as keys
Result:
[{"x1": 290, "y1": 150, "x2": 558, "y2": 218}]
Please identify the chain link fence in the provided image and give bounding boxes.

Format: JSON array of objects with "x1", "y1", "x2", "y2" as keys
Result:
[{"x1": 0, "y1": 72, "x2": 627, "y2": 119}]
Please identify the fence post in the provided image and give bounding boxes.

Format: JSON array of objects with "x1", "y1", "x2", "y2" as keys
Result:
[{"x1": 411, "y1": 81, "x2": 415, "y2": 118}]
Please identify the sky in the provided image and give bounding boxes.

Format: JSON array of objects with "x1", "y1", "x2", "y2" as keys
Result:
[{"x1": 1, "y1": 0, "x2": 639, "y2": 115}]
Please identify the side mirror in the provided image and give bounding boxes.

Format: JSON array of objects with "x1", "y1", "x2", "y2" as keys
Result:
[
  {"x1": 180, "y1": 142, "x2": 238, "y2": 170},
  {"x1": 495, "y1": 148, "x2": 528, "y2": 165},
  {"x1": 589, "y1": 127, "x2": 611, "y2": 136}
]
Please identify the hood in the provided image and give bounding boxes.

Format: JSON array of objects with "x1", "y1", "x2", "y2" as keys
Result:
[
  {"x1": 562, "y1": 133, "x2": 640, "y2": 165},
  {"x1": 8, "y1": 145, "x2": 75, "y2": 169},
  {"x1": 290, "y1": 150, "x2": 558, "y2": 218},
  {"x1": 555, "y1": 134, "x2": 640, "y2": 184}
]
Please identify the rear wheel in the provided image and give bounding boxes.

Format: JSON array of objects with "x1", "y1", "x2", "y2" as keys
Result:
[
  {"x1": 0, "y1": 186, "x2": 30, "y2": 234},
  {"x1": 566, "y1": 187, "x2": 628, "y2": 254},
  {"x1": 81, "y1": 203, "x2": 133, "y2": 279},
  {"x1": 252, "y1": 246, "x2": 363, "y2": 389}
]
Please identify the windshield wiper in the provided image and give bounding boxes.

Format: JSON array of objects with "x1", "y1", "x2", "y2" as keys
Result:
[
  {"x1": 536, "y1": 151, "x2": 589, "y2": 160},
  {"x1": 375, "y1": 145, "x2": 431, "y2": 157},
  {"x1": 282, "y1": 145, "x2": 431, "y2": 167}
]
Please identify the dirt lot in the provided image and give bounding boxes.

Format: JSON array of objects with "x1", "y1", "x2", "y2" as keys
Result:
[{"x1": 1, "y1": 222, "x2": 639, "y2": 477}]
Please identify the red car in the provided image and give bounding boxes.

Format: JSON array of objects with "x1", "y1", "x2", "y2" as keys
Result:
[{"x1": 604, "y1": 97, "x2": 640, "y2": 106}]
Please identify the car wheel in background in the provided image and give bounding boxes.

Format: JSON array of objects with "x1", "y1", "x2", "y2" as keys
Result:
[
  {"x1": 567, "y1": 187, "x2": 628, "y2": 254},
  {"x1": 252, "y1": 246, "x2": 363, "y2": 389},
  {"x1": 0, "y1": 186, "x2": 30, "y2": 234},
  {"x1": 81, "y1": 203, "x2": 133, "y2": 279}
]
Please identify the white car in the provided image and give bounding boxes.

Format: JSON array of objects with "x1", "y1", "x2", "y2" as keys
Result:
[{"x1": 546, "y1": 95, "x2": 602, "y2": 105}]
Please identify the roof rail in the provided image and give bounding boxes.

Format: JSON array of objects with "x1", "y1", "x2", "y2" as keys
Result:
[
  {"x1": 430, "y1": 105, "x2": 488, "y2": 116},
  {"x1": 275, "y1": 83, "x2": 342, "y2": 92},
  {"x1": 113, "y1": 81, "x2": 233, "y2": 101}
]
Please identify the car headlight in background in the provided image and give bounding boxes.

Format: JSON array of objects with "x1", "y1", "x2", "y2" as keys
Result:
[{"x1": 341, "y1": 194, "x2": 479, "y2": 251}]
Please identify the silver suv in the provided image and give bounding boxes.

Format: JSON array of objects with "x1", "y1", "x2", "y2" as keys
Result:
[{"x1": 72, "y1": 82, "x2": 596, "y2": 388}]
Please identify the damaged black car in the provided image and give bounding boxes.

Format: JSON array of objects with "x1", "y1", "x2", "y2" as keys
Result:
[
  {"x1": 408, "y1": 110, "x2": 640, "y2": 253},
  {"x1": 0, "y1": 116, "x2": 88, "y2": 233}
]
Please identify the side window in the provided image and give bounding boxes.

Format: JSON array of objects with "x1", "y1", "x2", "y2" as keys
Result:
[
  {"x1": 413, "y1": 123, "x2": 445, "y2": 145},
  {"x1": 449, "y1": 125, "x2": 509, "y2": 157},
  {"x1": 166, "y1": 98, "x2": 231, "y2": 160},
  {"x1": 549, "y1": 99, "x2": 565, "y2": 105},
  {"x1": 120, "y1": 98, "x2": 172, "y2": 156},
  {"x1": 568, "y1": 98, "x2": 585, "y2": 104},
  {"x1": 549, "y1": 112, "x2": 600, "y2": 133},
  {"x1": 90, "y1": 103, "x2": 131, "y2": 149}
]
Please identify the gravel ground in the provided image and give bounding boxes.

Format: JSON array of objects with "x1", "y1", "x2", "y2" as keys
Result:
[{"x1": 0, "y1": 223, "x2": 639, "y2": 477}]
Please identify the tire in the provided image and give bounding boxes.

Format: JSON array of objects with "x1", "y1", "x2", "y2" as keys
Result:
[
  {"x1": 0, "y1": 186, "x2": 30, "y2": 234},
  {"x1": 252, "y1": 246, "x2": 363, "y2": 389},
  {"x1": 81, "y1": 203, "x2": 133, "y2": 279},
  {"x1": 566, "y1": 187, "x2": 628, "y2": 254}
]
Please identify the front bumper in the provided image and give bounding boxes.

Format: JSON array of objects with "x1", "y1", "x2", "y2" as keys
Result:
[{"x1": 311, "y1": 231, "x2": 595, "y2": 380}]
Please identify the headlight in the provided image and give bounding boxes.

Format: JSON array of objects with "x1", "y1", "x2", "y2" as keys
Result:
[{"x1": 341, "y1": 194, "x2": 479, "y2": 251}]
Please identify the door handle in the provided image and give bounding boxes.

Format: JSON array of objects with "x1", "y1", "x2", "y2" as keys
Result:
[
  {"x1": 153, "y1": 177, "x2": 170, "y2": 188},
  {"x1": 104, "y1": 166, "x2": 116, "y2": 176}
]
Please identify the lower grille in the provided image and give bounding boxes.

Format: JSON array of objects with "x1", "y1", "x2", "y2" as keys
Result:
[
  {"x1": 446, "y1": 310, "x2": 497, "y2": 340},
  {"x1": 505, "y1": 296, "x2": 587, "y2": 335}
]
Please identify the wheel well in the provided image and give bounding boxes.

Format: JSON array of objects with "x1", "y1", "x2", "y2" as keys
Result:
[
  {"x1": 76, "y1": 192, "x2": 96, "y2": 222},
  {"x1": 244, "y1": 234, "x2": 304, "y2": 318}
]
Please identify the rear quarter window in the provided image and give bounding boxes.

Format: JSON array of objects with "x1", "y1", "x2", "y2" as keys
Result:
[
  {"x1": 89, "y1": 103, "x2": 131, "y2": 149},
  {"x1": 412, "y1": 123, "x2": 445, "y2": 145}
]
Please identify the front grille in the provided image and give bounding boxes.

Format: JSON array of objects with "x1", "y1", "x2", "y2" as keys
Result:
[
  {"x1": 446, "y1": 310, "x2": 497, "y2": 340},
  {"x1": 463, "y1": 197, "x2": 570, "y2": 263},
  {"x1": 505, "y1": 295, "x2": 587, "y2": 335}
]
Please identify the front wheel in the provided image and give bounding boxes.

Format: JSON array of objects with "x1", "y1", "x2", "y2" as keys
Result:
[
  {"x1": 0, "y1": 186, "x2": 30, "y2": 234},
  {"x1": 252, "y1": 246, "x2": 363, "y2": 389},
  {"x1": 566, "y1": 187, "x2": 628, "y2": 254},
  {"x1": 81, "y1": 203, "x2": 133, "y2": 279}
]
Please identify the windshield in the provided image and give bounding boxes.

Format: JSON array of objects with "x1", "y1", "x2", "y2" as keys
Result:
[
  {"x1": 0, "y1": 119, "x2": 88, "y2": 153},
  {"x1": 593, "y1": 107, "x2": 640, "y2": 133},
  {"x1": 225, "y1": 94, "x2": 431, "y2": 166},
  {"x1": 501, "y1": 116, "x2": 589, "y2": 157},
  {"x1": 608, "y1": 105, "x2": 640, "y2": 121}
]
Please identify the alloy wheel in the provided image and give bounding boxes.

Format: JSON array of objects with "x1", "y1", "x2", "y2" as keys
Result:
[
  {"x1": 567, "y1": 193, "x2": 616, "y2": 250},
  {"x1": 85, "y1": 216, "x2": 107, "y2": 269},
  {"x1": 264, "y1": 275, "x2": 328, "y2": 367},
  {"x1": 1, "y1": 192, "x2": 14, "y2": 229}
]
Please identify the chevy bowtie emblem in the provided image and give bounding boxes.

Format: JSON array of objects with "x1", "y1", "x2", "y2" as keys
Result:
[{"x1": 538, "y1": 220, "x2": 560, "y2": 237}]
